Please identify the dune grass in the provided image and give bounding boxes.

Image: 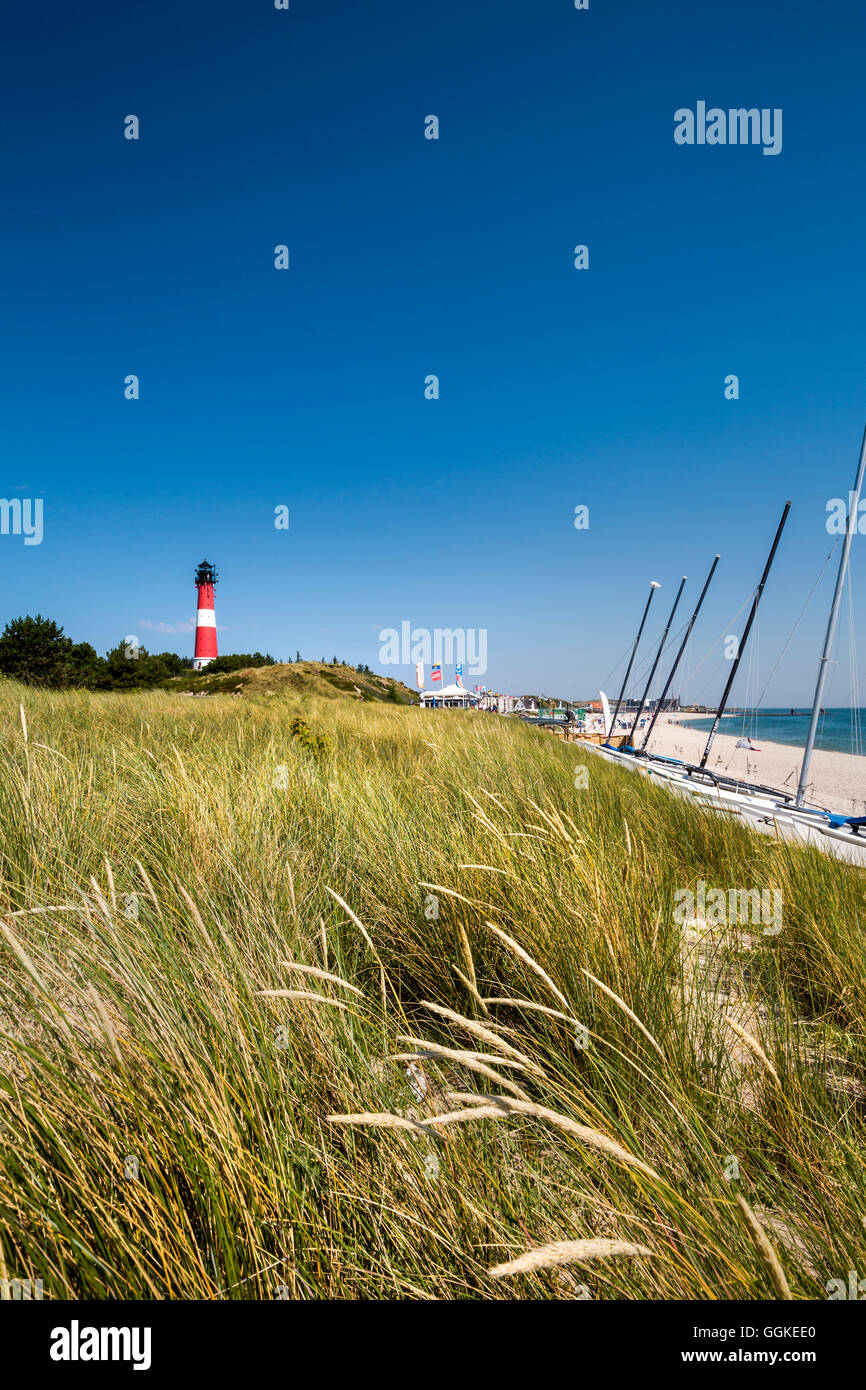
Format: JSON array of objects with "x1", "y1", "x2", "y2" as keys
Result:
[{"x1": 0, "y1": 681, "x2": 863, "y2": 1299}]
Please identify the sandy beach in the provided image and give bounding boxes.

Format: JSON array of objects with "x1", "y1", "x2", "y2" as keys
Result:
[{"x1": 644, "y1": 716, "x2": 866, "y2": 814}]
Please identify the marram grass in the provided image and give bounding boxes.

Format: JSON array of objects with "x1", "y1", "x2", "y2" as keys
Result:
[{"x1": 0, "y1": 681, "x2": 864, "y2": 1299}]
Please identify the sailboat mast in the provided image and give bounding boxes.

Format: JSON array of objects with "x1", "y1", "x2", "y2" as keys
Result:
[
  {"x1": 641, "y1": 555, "x2": 719, "y2": 750},
  {"x1": 627, "y1": 577, "x2": 686, "y2": 743},
  {"x1": 606, "y1": 581, "x2": 660, "y2": 739},
  {"x1": 699, "y1": 503, "x2": 790, "y2": 769},
  {"x1": 795, "y1": 425, "x2": 866, "y2": 807}
]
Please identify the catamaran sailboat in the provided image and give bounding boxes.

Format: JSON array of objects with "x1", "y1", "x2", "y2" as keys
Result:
[{"x1": 582, "y1": 428, "x2": 866, "y2": 864}]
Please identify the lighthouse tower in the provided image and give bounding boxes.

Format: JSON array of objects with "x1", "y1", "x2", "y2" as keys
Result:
[{"x1": 193, "y1": 558, "x2": 219, "y2": 669}]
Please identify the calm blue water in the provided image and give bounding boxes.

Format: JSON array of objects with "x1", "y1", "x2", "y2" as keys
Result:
[{"x1": 679, "y1": 708, "x2": 865, "y2": 756}]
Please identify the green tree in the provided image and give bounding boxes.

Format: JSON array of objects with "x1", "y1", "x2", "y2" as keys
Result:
[
  {"x1": 100, "y1": 641, "x2": 149, "y2": 689},
  {"x1": 99, "y1": 642, "x2": 189, "y2": 690},
  {"x1": 154, "y1": 652, "x2": 191, "y2": 677},
  {"x1": 66, "y1": 642, "x2": 105, "y2": 688},
  {"x1": 0, "y1": 614, "x2": 73, "y2": 687}
]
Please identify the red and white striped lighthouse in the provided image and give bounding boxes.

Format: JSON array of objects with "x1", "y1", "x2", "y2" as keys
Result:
[{"x1": 193, "y1": 558, "x2": 218, "y2": 669}]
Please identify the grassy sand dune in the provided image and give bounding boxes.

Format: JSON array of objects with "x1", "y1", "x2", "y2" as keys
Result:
[
  {"x1": 0, "y1": 684, "x2": 863, "y2": 1299},
  {"x1": 169, "y1": 659, "x2": 415, "y2": 702}
]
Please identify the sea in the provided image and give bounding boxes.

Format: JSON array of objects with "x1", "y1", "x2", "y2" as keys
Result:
[{"x1": 679, "y1": 707, "x2": 865, "y2": 757}]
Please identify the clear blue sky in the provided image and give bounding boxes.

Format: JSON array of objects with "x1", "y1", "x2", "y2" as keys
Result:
[{"x1": 2, "y1": 0, "x2": 866, "y2": 705}]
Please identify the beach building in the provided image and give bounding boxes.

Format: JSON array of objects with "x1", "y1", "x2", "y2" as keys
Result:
[{"x1": 420, "y1": 683, "x2": 476, "y2": 709}]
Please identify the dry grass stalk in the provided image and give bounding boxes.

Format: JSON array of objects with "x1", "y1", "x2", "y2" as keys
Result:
[
  {"x1": 431, "y1": 1093, "x2": 660, "y2": 1180},
  {"x1": 103, "y1": 858, "x2": 117, "y2": 911},
  {"x1": 583, "y1": 969, "x2": 666, "y2": 1061},
  {"x1": 281, "y1": 962, "x2": 364, "y2": 996},
  {"x1": 426, "y1": 1105, "x2": 510, "y2": 1126},
  {"x1": 325, "y1": 888, "x2": 387, "y2": 1011},
  {"x1": 736, "y1": 1195, "x2": 793, "y2": 1300},
  {"x1": 86, "y1": 983, "x2": 123, "y2": 1065},
  {"x1": 135, "y1": 860, "x2": 163, "y2": 920},
  {"x1": 420, "y1": 1001, "x2": 545, "y2": 1076},
  {"x1": 418, "y1": 881, "x2": 486, "y2": 911},
  {"x1": 397, "y1": 1037, "x2": 530, "y2": 1071},
  {"x1": 490, "y1": 1237, "x2": 652, "y2": 1279},
  {"x1": 456, "y1": 863, "x2": 518, "y2": 879},
  {"x1": 0, "y1": 921, "x2": 75, "y2": 1044},
  {"x1": 326, "y1": 1112, "x2": 440, "y2": 1139},
  {"x1": 486, "y1": 923, "x2": 571, "y2": 1012},
  {"x1": 257, "y1": 989, "x2": 349, "y2": 1010},
  {"x1": 724, "y1": 1017, "x2": 781, "y2": 1086},
  {"x1": 457, "y1": 923, "x2": 478, "y2": 997},
  {"x1": 444, "y1": 1092, "x2": 497, "y2": 1107},
  {"x1": 391, "y1": 1042, "x2": 532, "y2": 1101},
  {"x1": 483, "y1": 997, "x2": 578, "y2": 1026},
  {"x1": 452, "y1": 965, "x2": 489, "y2": 1014}
]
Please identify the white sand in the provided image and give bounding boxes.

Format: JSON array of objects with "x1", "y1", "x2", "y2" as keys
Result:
[{"x1": 644, "y1": 716, "x2": 866, "y2": 815}]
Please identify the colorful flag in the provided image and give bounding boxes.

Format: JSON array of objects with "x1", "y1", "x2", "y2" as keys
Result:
[
  {"x1": 415, "y1": 662, "x2": 424, "y2": 689},
  {"x1": 455, "y1": 662, "x2": 463, "y2": 687},
  {"x1": 430, "y1": 664, "x2": 442, "y2": 684}
]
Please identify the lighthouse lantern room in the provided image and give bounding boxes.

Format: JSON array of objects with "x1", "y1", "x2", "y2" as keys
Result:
[{"x1": 193, "y1": 558, "x2": 219, "y2": 669}]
